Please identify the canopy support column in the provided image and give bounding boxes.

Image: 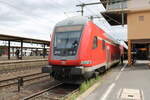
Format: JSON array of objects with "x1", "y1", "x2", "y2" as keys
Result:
[
  {"x1": 128, "y1": 39, "x2": 132, "y2": 65},
  {"x1": 8, "y1": 40, "x2": 10, "y2": 60},
  {"x1": 43, "y1": 44, "x2": 45, "y2": 58},
  {"x1": 20, "y1": 40, "x2": 23, "y2": 60}
]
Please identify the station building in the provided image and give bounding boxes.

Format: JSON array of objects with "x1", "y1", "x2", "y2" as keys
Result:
[{"x1": 100, "y1": 0, "x2": 150, "y2": 65}]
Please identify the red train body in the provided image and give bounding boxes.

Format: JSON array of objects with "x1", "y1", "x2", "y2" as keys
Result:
[{"x1": 42, "y1": 16, "x2": 121, "y2": 83}]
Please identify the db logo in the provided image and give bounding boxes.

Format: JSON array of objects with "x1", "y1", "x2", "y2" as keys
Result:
[{"x1": 61, "y1": 61, "x2": 66, "y2": 64}]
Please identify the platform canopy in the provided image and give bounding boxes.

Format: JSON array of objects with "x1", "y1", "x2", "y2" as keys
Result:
[
  {"x1": 101, "y1": 10, "x2": 127, "y2": 25},
  {"x1": 100, "y1": 0, "x2": 128, "y2": 8},
  {"x1": 100, "y1": 0, "x2": 128, "y2": 25},
  {"x1": 0, "y1": 34, "x2": 50, "y2": 60},
  {"x1": 0, "y1": 34, "x2": 50, "y2": 45}
]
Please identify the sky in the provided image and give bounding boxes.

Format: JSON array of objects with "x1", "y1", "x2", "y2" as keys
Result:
[{"x1": 0, "y1": 0, "x2": 127, "y2": 41}]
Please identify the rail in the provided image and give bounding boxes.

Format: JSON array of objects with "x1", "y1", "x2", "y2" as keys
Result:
[
  {"x1": 22, "y1": 82, "x2": 79, "y2": 100},
  {"x1": 0, "y1": 72, "x2": 50, "y2": 91},
  {"x1": 22, "y1": 82, "x2": 63, "y2": 100}
]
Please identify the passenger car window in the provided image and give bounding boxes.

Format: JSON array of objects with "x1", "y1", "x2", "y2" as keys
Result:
[
  {"x1": 93, "y1": 36, "x2": 98, "y2": 49},
  {"x1": 102, "y1": 40, "x2": 105, "y2": 49}
]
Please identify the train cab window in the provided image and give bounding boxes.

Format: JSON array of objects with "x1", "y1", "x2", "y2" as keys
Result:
[
  {"x1": 102, "y1": 40, "x2": 105, "y2": 49},
  {"x1": 93, "y1": 36, "x2": 98, "y2": 49}
]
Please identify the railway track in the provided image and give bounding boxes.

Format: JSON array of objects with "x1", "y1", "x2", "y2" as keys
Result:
[
  {"x1": 0, "y1": 72, "x2": 50, "y2": 89},
  {"x1": 22, "y1": 83, "x2": 79, "y2": 100}
]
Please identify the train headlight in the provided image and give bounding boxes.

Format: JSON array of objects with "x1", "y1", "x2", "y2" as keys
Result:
[{"x1": 81, "y1": 61, "x2": 91, "y2": 64}]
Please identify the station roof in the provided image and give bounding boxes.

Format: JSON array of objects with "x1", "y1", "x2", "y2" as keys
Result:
[
  {"x1": 100, "y1": 0, "x2": 128, "y2": 9},
  {"x1": 0, "y1": 34, "x2": 50, "y2": 45},
  {"x1": 101, "y1": 10, "x2": 127, "y2": 25},
  {"x1": 100, "y1": 0, "x2": 127, "y2": 25}
]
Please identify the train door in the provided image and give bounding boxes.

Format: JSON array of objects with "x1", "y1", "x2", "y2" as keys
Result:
[{"x1": 106, "y1": 46, "x2": 110, "y2": 69}]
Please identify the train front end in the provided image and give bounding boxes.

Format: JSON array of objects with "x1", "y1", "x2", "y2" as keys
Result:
[{"x1": 42, "y1": 16, "x2": 89, "y2": 83}]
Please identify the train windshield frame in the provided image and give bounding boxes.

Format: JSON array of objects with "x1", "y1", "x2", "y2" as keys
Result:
[{"x1": 53, "y1": 25, "x2": 83, "y2": 56}]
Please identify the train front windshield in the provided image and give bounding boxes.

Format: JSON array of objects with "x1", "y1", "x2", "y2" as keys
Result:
[{"x1": 53, "y1": 26, "x2": 83, "y2": 56}]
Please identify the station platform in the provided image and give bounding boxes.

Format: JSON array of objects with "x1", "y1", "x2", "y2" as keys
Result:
[
  {"x1": 0, "y1": 58, "x2": 47, "y2": 64},
  {"x1": 0, "y1": 56, "x2": 48, "y2": 73},
  {"x1": 84, "y1": 60, "x2": 150, "y2": 100}
]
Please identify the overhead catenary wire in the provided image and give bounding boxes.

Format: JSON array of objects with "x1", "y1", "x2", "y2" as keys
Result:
[
  {"x1": 0, "y1": 1, "x2": 44, "y2": 26},
  {"x1": 51, "y1": 0, "x2": 80, "y2": 17},
  {"x1": 76, "y1": 0, "x2": 126, "y2": 26},
  {"x1": 76, "y1": 0, "x2": 110, "y2": 27},
  {"x1": 0, "y1": 0, "x2": 126, "y2": 41},
  {"x1": 76, "y1": 0, "x2": 113, "y2": 38},
  {"x1": 0, "y1": 0, "x2": 68, "y2": 38},
  {"x1": 76, "y1": 0, "x2": 126, "y2": 41},
  {"x1": 76, "y1": 0, "x2": 102, "y2": 19}
]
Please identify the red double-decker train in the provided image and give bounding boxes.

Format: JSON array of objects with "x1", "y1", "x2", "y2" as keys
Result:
[{"x1": 42, "y1": 16, "x2": 122, "y2": 84}]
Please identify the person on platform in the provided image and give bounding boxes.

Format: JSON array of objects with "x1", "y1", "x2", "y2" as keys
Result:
[
  {"x1": 15, "y1": 49, "x2": 20, "y2": 59},
  {"x1": 120, "y1": 46, "x2": 124, "y2": 65},
  {"x1": 132, "y1": 47, "x2": 137, "y2": 64},
  {"x1": 43, "y1": 48, "x2": 47, "y2": 58}
]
